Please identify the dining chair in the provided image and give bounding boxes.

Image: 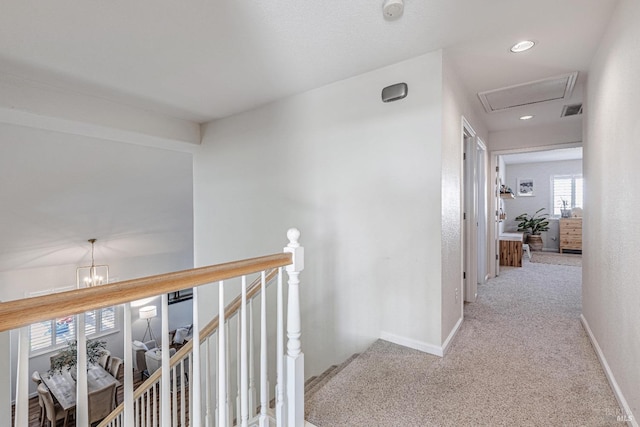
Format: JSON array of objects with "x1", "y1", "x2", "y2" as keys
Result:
[
  {"x1": 108, "y1": 356, "x2": 123, "y2": 406},
  {"x1": 88, "y1": 382, "x2": 116, "y2": 426},
  {"x1": 37, "y1": 383, "x2": 70, "y2": 427},
  {"x1": 97, "y1": 349, "x2": 111, "y2": 370},
  {"x1": 31, "y1": 371, "x2": 45, "y2": 427}
]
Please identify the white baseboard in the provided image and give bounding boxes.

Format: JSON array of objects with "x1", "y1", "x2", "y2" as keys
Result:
[
  {"x1": 581, "y1": 315, "x2": 637, "y2": 426},
  {"x1": 442, "y1": 317, "x2": 463, "y2": 356},
  {"x1": 379, "y1": 331, "x2": 444, "y2": 357},
  {"x1": 380, "y1": 317, "x2": 463, "y2": 358}
]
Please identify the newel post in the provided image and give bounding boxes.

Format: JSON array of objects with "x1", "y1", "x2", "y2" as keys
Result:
[{"x1": 284, "y1": 228, "x2": 304, "y2": 427}]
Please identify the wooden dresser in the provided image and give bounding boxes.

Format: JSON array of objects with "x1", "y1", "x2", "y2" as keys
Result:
[{"x1": 559, "y1": 218, "x2": 582, "y2": 253}]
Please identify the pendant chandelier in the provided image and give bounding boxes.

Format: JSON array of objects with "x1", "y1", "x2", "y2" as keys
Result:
[{"x1": 76, "y1": 238, "x2": 109, "y2": 288}]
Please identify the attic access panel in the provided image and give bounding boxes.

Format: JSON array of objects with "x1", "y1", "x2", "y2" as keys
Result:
[{"x1": 478, "y1": 72, "x2": 578, "y2": 113}]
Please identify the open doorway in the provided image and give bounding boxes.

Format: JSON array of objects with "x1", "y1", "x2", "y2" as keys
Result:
[
  {"x1": 462, "y1": 118, "x2": 488, "y2": 303},
  {"x1": 489, "y1": 144, "x2": 583, "y2": 277}
]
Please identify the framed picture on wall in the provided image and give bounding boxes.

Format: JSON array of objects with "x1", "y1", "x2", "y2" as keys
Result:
[{"x1": 517, "y1": 178, "x2": 535, "y2": 196}]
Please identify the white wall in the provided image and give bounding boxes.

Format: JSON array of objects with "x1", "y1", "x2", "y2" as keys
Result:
[
  {"x1": 194, "y1": 52, "x2": 447, "y2": 376},
  {"x1": 490, "y1": 121, "x2": 582, "y2": 152},
  {"x1": 583, "y1": 0, "x2": 640, "y2": 420},
  {"x1": 0, "y1": 122, "x2": 195, "y2": 400},
  {"x1": 441, "y1": 56, "x2": 489, "y2": 344},
  {"x1": 504, "y1": 159, "x2": 582, "y2": 251}
]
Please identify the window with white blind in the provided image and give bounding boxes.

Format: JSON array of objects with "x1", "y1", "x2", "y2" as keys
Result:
[
  {"x1": 30, "y1": 308, "x2": 117, "y2": 353},
  {"x1": 552, "y1": 174, "x2": 583, "y2": 216}
]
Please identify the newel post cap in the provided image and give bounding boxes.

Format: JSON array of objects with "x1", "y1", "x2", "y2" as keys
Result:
[{"x1": 284, "y1": 228, "x2": 304, "y2": 272}]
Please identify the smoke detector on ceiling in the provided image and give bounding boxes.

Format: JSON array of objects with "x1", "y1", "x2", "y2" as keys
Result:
[{"x1": 383, "y1": 0, "x2": 404, "y2": 20}]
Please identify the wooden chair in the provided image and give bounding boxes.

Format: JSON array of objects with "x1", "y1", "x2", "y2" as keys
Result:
[
  {"x1": 88, "y1": 382, "x2": 116, "y2": 426},
  {"x1": 31, "y1": 371, "x2": 45, "y2": 427},
  {"x1": 37, "y1": 383, "x2": 70, "y2": 427},
  {"x1": 108, "y1": 356, "x2": 123, "y2": 406}
]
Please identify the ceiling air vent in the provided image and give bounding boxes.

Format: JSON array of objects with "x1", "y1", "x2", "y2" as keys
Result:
[
  {"x1": 478, "y1": 72, "x2": 578, "y2": 113},
  {"x1": 561, "y1": 103, "x2": 583, "y2": 117}
]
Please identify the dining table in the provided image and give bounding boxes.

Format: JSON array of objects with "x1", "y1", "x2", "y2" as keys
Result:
[{"x1": 41, "y1": 364, "x2": 120, "y2": 412}]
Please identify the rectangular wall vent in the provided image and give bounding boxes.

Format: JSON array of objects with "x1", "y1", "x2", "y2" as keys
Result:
[
  {"x1": 561, "y1": 103, "x2": 583, "y2": 117},
  {"x1": 478, "y1": 72, "x2": 578, "y2": 113}
]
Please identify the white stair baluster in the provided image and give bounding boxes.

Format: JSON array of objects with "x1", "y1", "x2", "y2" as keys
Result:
[
  {"x1": 180, "y1": 358, "x2": 186, "y2": 426},
  {"x1": 214, "y1": 334, "x2": 219, "y2": 427},
  {"x1": 284, "y1": 228, "x2": 305, "y2": 427},
  {"x1": 134, "y1": 397, "x2": 139, "y2": 427},
  {"x1": 205, "y1": 335, "x2": 212, "y2": 427},
  {"x1": 192, "y1": 285, "x2": 202, "y2": 427},
  {"x1": 123, "y1": 302, "x2": 135, "y2": 427},
  {"x1": 218, "y1": 280, "x2": 227, "y2": 426},
  {"x1": 14, "y1": 326, "x2": 29, "y2": 427},
  {"x1": 226, "y1": 319, "x2": 233, "y2": 427},
  {"x1": 248, "y1": 298, "x2": 256, "y2": 417},
  {"x1": 151, "y1": 381, "x2": 156, "y2": 427},
  {"x1": 240, "y1": 276, "x2": 249, "y2": 427},
  {"x1": 236, "y1": 312, "x2": 241, "y2": 425},
  {"x1": 189, "y1": 351, "x2": 194, "y2": 426},
  {"x1": 276, "y1": 267, "x2": 285, "y2": 426},
  {"x1": 161, "y1": 294, "x2": 171, "y2": 425},
  {"x1": 259, "y1": 271, "x2": 269, "y2": 426},
  {"x1": 76, "y1": 311, "x2": 89, "y2": 426},
  {"x1": 172, "y1": 365, "x2": 178, "y2": 426}
]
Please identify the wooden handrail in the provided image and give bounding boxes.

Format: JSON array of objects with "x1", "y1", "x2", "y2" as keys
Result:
[
  {"x1": 98, "y1": 268, "x2": 280, "y2": 426},
  {"x1": 0, "y1": 253, "x2": 291, "y2": 332}
]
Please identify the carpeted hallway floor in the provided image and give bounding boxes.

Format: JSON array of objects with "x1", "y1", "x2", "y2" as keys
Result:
[{"x1": 305, "y1": 257, "x2": 622, "y2": 426}]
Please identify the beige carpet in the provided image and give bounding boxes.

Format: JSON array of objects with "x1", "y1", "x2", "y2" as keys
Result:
[
  {"x1": 305, "y1": 260, "x2": 620, "y2": 426},
  {"x1": 530, "y1": 251, "x2": 582, "y2": 266}
]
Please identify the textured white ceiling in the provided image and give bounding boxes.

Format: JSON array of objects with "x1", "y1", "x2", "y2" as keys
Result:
[
  {"x1": 0, "y1": 0, "x2": 618, "y2": 126},
  {"x1": 0, "y1": 0, "x2": 619, "y2": 273}
]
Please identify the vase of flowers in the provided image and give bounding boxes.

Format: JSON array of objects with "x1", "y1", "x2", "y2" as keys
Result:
[
  {"x1": 49, "y1": 338, "x2": 107, "y2": 378},
  {"x1": 560, "y1": 198, "x2": 572, "y2": 218}
]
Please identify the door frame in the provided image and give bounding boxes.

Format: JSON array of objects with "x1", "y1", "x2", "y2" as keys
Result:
[
  {"x1": 476, "y1": 137, "x2": 488, "y2": 285},
  {"x1": 487, "y1": 141, "x2": 583, "y2": 278},
  {"x1": 462, "y1": 117, "x2": 478, "y2": 303}
]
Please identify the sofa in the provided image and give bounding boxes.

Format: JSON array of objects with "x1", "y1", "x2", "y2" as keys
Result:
[
  {"x1": 132, "y1": 339, "x2": 157, "y2": 379},
  {"x1": 144, "y1": 348, "x2": 177, "y2": 376}
]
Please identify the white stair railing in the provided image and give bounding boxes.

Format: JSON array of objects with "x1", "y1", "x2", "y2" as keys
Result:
[
  {"x1": 284, "y1": 228, "x2": 305, "y2": 426},
  {"x1": 7, "y1": 228, "x2": 305, "y2": 427}
]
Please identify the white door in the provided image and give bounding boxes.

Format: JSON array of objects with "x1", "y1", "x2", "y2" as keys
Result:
[
  {"x1": 476, "y1": 139, "x2": 488, "y2": 285},
  {"x1": 462, "y1": 119, "x2": 478, "y2": 302}
]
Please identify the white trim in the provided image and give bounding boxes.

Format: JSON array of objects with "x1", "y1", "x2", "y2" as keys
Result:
[
  {"x1": 478, "y1": 72, "x2": 578, "y2": 113},
  {"x1": 0, "y1": 107, "x2": 200, "y2": 152},
  {"x1": 442, "y1": 316, "x2": 463, "y2": 356},
  {"x1": 379, "y1": 331, "x2": 444, "y2": 357},
  {"x1": 581, "y1": 315, "x2": 637, "y2": 426},
  {"x1": 462, "y1": 116, "x2": 478, "y2": 303},
  {"x1": 488, "y1": 141, "x2": 583, "y2": 279}
]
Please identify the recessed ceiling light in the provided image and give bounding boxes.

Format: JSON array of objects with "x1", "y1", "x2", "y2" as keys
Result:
[
  {"x1": 519, "y1": 115, "x2": 534, "y2": 120},
  {"x1": 510, "y1": 40, "x2": 536, "y2": 53}
]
